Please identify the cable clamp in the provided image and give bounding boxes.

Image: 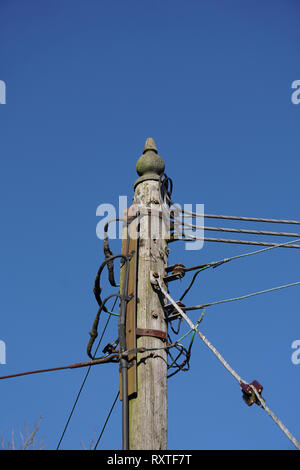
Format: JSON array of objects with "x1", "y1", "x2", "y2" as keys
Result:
[
  {"x1": 121, "y1": 347, "x2": 147, "y2": 360},
  {"x1": 165, "y1": 301, "x2": 186, "y2": 322},
  {"x1": 120, "y1": 250, "x2": 135, "y2": 267},
  {"x1": 240, "y1": 380, "x2": 264, "y2": 406},
  {"x1": 164, "y1": 263, "x2": 186, "y2": 282},
  {"x1": 102, "y1": 340, "x2": 119, "y2": 355},
  {"x1": 119, "y1": 292, "x2": 134, "y2": 303}
]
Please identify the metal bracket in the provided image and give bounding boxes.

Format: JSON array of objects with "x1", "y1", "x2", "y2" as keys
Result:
[
  {"x1": 164, "y1": 301, "x2": 186, "y2": 323},
  {"x1": 163, "y1": 263, "x2": 186, "y2": 283},
  {"x1": 136, "y1": 327, "x2": 168, "y2": 342},
  {"x1": 102, "y1": 340, "x2": 119, "y2": 355}
]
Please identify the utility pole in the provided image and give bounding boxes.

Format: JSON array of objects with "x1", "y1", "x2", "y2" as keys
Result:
[{"x1": 120, "y1": 138, "x2": 169, "y2": 450}]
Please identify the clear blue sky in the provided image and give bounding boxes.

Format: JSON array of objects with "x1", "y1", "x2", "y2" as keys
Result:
[{"x1": 0, "y1": 0, "x2": 300, "y2": 450}]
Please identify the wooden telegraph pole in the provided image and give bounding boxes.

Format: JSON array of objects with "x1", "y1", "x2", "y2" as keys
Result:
[{"x1": 120, "y1": 138, "x2": 169, "y2": 450}]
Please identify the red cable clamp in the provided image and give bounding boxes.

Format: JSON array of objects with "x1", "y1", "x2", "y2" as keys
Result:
[{"x1": 240, "y1": 380, "x2": 263, "y2": 406}]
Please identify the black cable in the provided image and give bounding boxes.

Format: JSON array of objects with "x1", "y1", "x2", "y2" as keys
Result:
[
  {"x1": 57, "y1": 215, "x2": 139, "y2": 450},
  {"x1": 103, "y1": 216, "x2": 138, "y2": 288},
  {"x1": 56, "y1": 296, "x2": 119, "y2": 450},
  {"x1": 89, "y1": 251, "x2": 135, "y2": 360},
  {"x1": 93, "y1": 254, "x2": 128, "y2": 309},
  {"x1": 169, "y1": 315, "x2": 182, "y2": 335},
  {"x1": 93, "y1": 391, "x2": 120, "y2": 450},
  {"x1": 87, "y1": 293, "x2": 121, "y2": 359},
  {"x1": 167, "y1": 342, "x2": 190, "y2": 378},
  {"x1": 104, "y1": 220, "x2": 119, "y2": 288},
  {"x1": 179, "y1": 267, "x2": 209, "y2": 302}
]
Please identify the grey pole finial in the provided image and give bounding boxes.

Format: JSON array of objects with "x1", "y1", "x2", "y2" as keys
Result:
[
  {"x1": 143, "y1": 137, "x2": 158, "y2": 154},
  {"x1": 135, "y1": 137, "x2": 165, "y2": 189}
]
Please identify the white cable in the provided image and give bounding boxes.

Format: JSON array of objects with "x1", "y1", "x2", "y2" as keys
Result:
[{"x1": 152, "y1": 274, "x2": 300, "y2": 451}]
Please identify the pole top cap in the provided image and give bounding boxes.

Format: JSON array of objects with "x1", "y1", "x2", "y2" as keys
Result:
[{"x1": 135, "y1": 138, "x2": 165, "y2": 189}]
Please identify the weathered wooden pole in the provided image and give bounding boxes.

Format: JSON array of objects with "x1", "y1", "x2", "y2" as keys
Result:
[{"x1": 127, "y1": 137, "x2": 169, "y2": 449}]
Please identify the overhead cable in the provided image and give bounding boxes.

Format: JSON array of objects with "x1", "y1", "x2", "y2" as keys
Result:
[
  {"x1": 93, "y1": 391, "x2": 120, "y2": 450},
  {"x1": 200, "y1": 213, "x2": 300, "y2": 225},
  {"x1": 183, "y1": 281, "x2": 300, "y2": 312},
  {"x1": 172, "y1": 235, "x2": 300, "y2": 249},
  {"x1": 56, "y1": 295, "x2": 119, "y2": 450},
  {"x1": 173, "y1": 237, "x2": 300, "y2": 303},
  {"x1": 177, "y1": 222, "x2": 300, "y2": 238},
  {"x1": 159, "y1": 172, "x2": 300, "y2": 226}
]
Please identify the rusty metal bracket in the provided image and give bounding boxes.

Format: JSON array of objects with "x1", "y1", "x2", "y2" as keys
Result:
[
  {"x1": 163, "y1": 263, "x2": 186, "y2": 283},
  {"x1": 136, "y1": 327, "x2": 168, "y2": 342},
  {"x1": 164, "y1": 301, "x2": 186, "y2": 323},
  {"x1": 165, "y1": 263, "x2": 185, "y2": 273}
]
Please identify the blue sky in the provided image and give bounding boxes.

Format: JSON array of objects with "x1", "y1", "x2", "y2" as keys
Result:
[{"x1": 0, "y1": 0, "x2": 300, "y2": 450}]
